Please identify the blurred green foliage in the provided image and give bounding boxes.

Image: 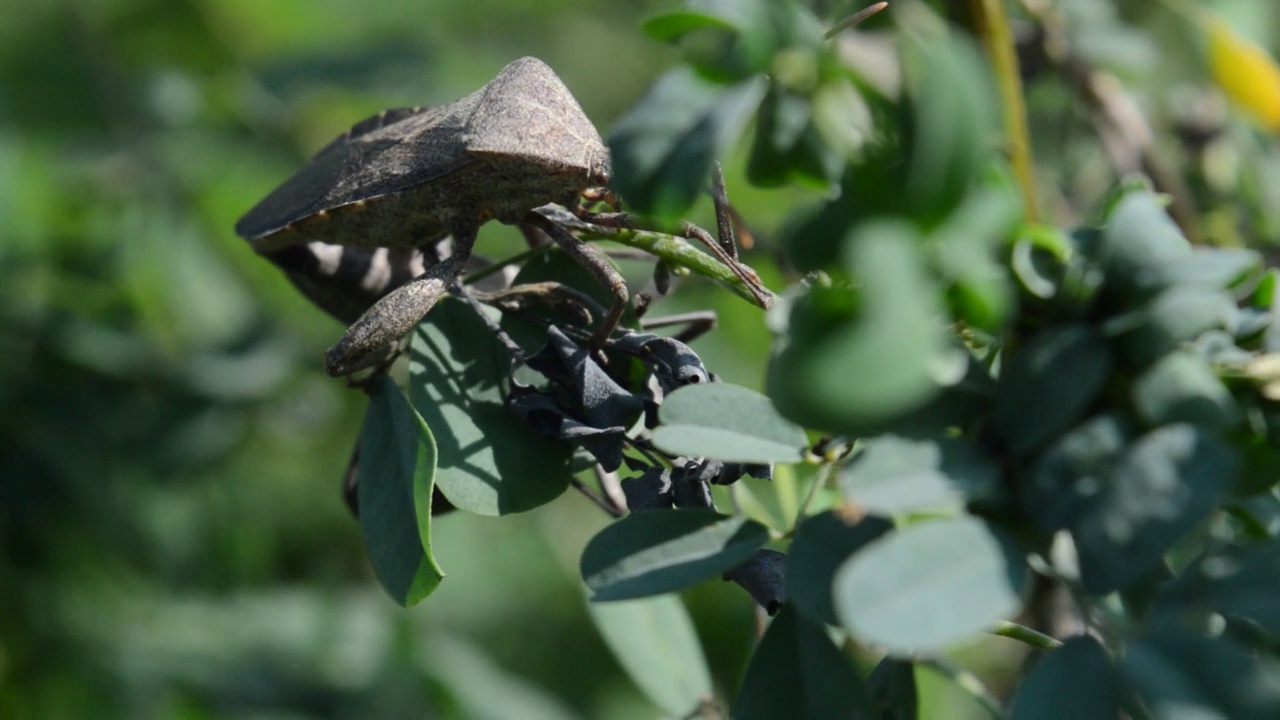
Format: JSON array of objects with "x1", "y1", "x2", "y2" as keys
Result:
[
  {"x1": 0, "y1": 1, "x2": 766, "y2": 717},
  {"x1": 7, "y1": 0, "x2": 1280, "y2": 717}
]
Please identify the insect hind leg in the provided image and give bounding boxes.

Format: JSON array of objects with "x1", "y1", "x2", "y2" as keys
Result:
[{"x1": 324, "y1": 228, "x2": 478, "y2": 376}]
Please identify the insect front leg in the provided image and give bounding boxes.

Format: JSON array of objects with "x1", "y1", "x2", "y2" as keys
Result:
[
  {"x1": 523, "y1": 211, "x2": 628, "y2": 351},
  {"x1": 324, "y1": 228, "x2": 478, "y2": 376}
]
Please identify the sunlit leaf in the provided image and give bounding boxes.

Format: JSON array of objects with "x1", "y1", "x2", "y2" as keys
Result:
[
  {"x1": 839, "y1": 435, "x2": 1000, "y2": 515},
  {"x1": 358, "y1": 375, "x2": 444, "y2": 606},
  {"x1": 581, "y1": 509, "x2": 770, "y2": 601},
  {"x1": 833, "y1": 517, "x2": 1027, "y2": 654},
  {"x1": 408, "y1": 299, "x2": 573, "y2": 516},
  {"x1": 653, "y1": 382, "x2": 807, "y2": 463}
]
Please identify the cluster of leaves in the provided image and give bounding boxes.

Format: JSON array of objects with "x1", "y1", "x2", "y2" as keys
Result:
[{"x1": 343, "y1": 1, "x2": 1280, "y2": 718}]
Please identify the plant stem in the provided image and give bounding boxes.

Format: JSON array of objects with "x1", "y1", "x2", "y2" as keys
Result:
[
  {"x1": 990, "y1": 620, "x2": 1063, "y2": 649},
  {"x1": 794, "y1": 461, "x2": 834, "y2": 528},
  {"x1": 970, "y1": 0, "x2": 1040, "y2": 223}
]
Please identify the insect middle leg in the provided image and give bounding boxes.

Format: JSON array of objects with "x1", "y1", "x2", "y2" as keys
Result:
[{"x1": 522, "y1": 210, "x2": 628, "y2": 350}]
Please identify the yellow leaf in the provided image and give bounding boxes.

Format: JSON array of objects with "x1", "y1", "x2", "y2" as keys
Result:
[{"x1": 1207, "y1": 18, "x2": 1280, "y2": 131}]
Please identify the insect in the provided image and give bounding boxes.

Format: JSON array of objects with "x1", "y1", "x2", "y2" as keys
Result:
[{"x1": 236, "y1": 57, "x2": 623, "y2": 376}]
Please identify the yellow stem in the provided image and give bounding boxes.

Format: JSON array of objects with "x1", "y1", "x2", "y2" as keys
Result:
[{"x1": 970, "y1": 0, "x2": 1040, "y2": 223}]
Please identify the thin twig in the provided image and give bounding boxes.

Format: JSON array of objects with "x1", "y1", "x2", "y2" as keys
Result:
[
  {"x1": 794, "y1": 462, "x2": 835, "y2": 528},
  {"x1": 989, "y1": 620, "x2": 1063, "y2": 650},
  {"x1": 572, "y1": 477, "x2": 624, "y2": 518},
  {"x1": 824, "y1": 2, "x2": 889, "y2": 40}
]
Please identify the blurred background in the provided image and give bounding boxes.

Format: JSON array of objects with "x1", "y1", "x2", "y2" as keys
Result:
[
  {"x1": 4, "y1": 0, "x2": 1280, "y2": 717},
  {"x1": 0, "y1": 0, "x2": 789, "y2": 718}
]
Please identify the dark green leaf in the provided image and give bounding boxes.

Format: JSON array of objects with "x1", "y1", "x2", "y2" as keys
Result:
[
  {"x1": 1075, "y1": 424, "x2": 1237, "y2": 595},
  {"x1": 786, "y1": 511, "x2": 892, "y2": 625},
  {"x1": 1147, "y1": 247, "x2": 1264, "y2": 295},
  {"x1": 768, "y1": 222, "x2": 951, "y2": 435},
  {"x1": 357, "y1": 375, "x2": 444, "y2": 606},
  {"x1": 1010, "y1": 636, "x2": 1119, "y2": 720},
  {"x1": 1158, "y1": 538, "x2": 1280, "y2": 640},
  {"x1": 746, "y1": 86, "x2": 842, "y2": 191},
  {"x1": 833, "y1": 517, "x2": 1027, "y2": 654},
  {"x1": 642, "y1": 9, "x2": 737, "y2": 42},
  {"x1": 1115, "y1": 286, "x2": 1238, "y2": 368},
  {"x1": 643, "y1": 0, "x2": 780, "y2": 81},
  {"x1": 1124, "y1": 627, "x2": 1280, "y2": 720},
  {"x1": 900, "y1": 32, "x2": 997, "y2": 222},
  {"x1": 839, "y1": 435, "x2": 1000, "y2": 515},
  {"x1": 732, "y1": 604, "x2": 874, "y2": 719},
  {"x1": 581, "y1": 509, "x2": 770, "y2": 601},
  {"x1": 1131, "y1": 351, "x2": 1240, "y2": 430},
  {"x1": 609, "y1": 68, "x2": 767, "y2": 219},
  {"x1": 1097, "y1": 190, "x2": 1192, "y2": 301},
  {"x1": 992, "y1": 323, "x2": 1113, "y2": 457},
  {"x1": 653, "y1": 382, "x2": 808, "y2": 463},
  {"x1": 586, "y1": 594, "x2": 713, "y2": 718},
  {"x1": 868, "y1": 658, "x2": 918, "y2": 720},
  {"x1": 1025, "y1": 414, "x2": 1133, "y2": 532},
  {"x1": 408, "y1": 299, "x2": 572, "y2": 516}
]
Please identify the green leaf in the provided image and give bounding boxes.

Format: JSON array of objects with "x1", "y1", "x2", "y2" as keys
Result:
[
  {"x1": 1097, "y1": 189, "x2": 1193, "y2": 301},
  {"x1": 652, "y1": 382, "x2": 808, "y2": 463},
  {"x1": 786, "y1": 511, "x2": 892, "y2": 626},
  {"x1": 586, "y1": 594, "x2": 713, "y2": 718},
  {"x1": 1075, "y1": 424, "x2": 1237, "y2": 595},
  {"x1": 868, "y1": 658, "x2": 919, "y2": 720},
  {"x1": 408, "y1": 299, "x2": 573, "y2": 516},
  {"x1": 609, "y1": 68, "x2": 767, "y2": 219},
  {"x1": 642, "y1": 9, "x2": 737, "y2": 42},
  {"x1": 1124, "y1": 627, "x2": 1280, "y2": 720},
  {"x1": 1131, "y1": 351, "x2": 1241, "y2": 430},
  {"x1": 732, "y1": 603, "x2": 874, "y2": 719},
  {"x1": 581, "y1": 509, "x2": 770, "y2": 601},
  {"x1": 839, "y1": 435, "x2": 1000, "y2": 515},
  {"x1": 746, "y1": 86, "x2": 842, "y2": 191},
  {"x1": 1025, "y1": 414, "x2": 1133, "y2": 533},
  {"x1": 833, "y1": 517, "x2": 1027, "y2": 654},
  {"x1": 768, "y1": 222, "x2": 951, "y2": 435},
  {"x1": 642, "y1": 0, "x2": 780, "y2": 81},
  {"x1": 1157, "y1": 538, "x2": 1280, "y2": 640},
  {"x1": 1115, "y1": 286, "x2": 1239, "y2": 368},
  {"x1": 900, "y1": 32, "x2": 998, "y2": 223},
  {"x1": 991, "y1": 323, "x2": 1114, "y2": 457},
  {"x1": 357, "y1": 375, "x2": 444, "y2": 606},
  {"x1": 1147, "y1": 247, "x2": 1264, "y2": 294},
  {"x1": 1010, "y1": 636, "x2": 1120, "y2": 720},
  {"x1": 929, "y1": 184, "x2": 1021, "y2": 332}
]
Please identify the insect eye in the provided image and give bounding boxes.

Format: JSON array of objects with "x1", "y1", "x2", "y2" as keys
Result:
[{"x1": 591, "y1": 160, "x2": 612, "y2": 187}]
